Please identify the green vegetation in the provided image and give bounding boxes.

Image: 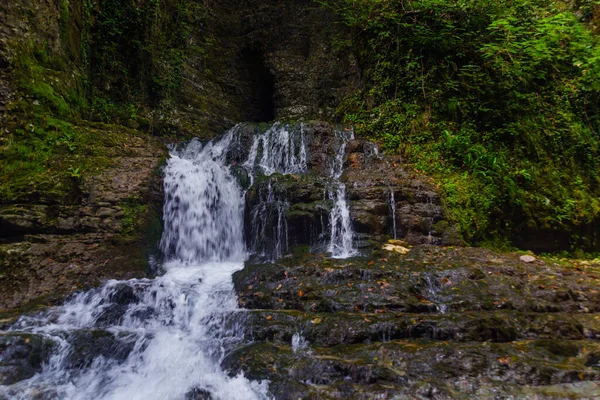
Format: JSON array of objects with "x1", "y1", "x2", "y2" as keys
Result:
[
  {"x1": 0, "y1": 0, "x2": 210, "y2": 203},
  {"x1": 87, "y1": 0, "x2": 210, "y2": 120},
  {"x1": 120, "y1": 197, "x2": 148, "y2": 238},
  {"x1": 320, "y1": 0, "x2": 600, "y2": 249}
]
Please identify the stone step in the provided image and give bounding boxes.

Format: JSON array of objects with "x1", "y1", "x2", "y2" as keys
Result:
[{"x1": 243, "y1": 310, "x2": 600, "y2": 347}]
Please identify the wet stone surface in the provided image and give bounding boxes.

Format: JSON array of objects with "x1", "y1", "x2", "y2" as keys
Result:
[{"x1": 229, "y1": 246, "x2": 600, "y2": 399}]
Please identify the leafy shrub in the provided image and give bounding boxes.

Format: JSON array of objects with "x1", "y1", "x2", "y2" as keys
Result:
[{"x1": 320, "y1": 0, "x2": 600, "y2": 248}]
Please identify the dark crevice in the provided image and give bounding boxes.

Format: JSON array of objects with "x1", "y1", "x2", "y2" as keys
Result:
[{"x1": 239, "y1": 47, "x2": 275, "y2": 122}]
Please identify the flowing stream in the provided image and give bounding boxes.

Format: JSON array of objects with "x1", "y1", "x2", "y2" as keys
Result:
[
  {"x1": 327, "y1": 129, "x2": 356, "y2": 259},
  {"x1": 0, "y1": 130, "x2": 270, "y2": 400},
  {"x1": 0, "y1": 122, "x2": 357, "y2": 399}
]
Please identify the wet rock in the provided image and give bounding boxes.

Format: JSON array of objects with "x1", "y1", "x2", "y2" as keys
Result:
[
  {"x1": 240, "y1": 121, "x2": 460, "y2": 255},
  {"x1": 520, "y1": 255, "x2": 537, "y2": 263},
  {"x1": 231, "y1": 247, "x2": 600, "y2": 398},
  {"x1": 108, "y1": 283, "x2": 138, "y2": 306},
  {"x1": 64, "y1": 330, "x2": 137, "y2": 369},
  {"x1": 224, "y1": 340, "x2": 600, "y2": 399},
  {"x1": 185, "y1": 387, "x2": 212, "y2": 400},
  {"x1": 0, "y1": 333, "x2": 54, "y2": 385}
]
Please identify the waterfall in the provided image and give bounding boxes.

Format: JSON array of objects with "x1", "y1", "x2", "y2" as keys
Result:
[
  {"x1": 0, "y1": 131, "x2": 270, "y2": 400},
  {"x1": 0, "y1": 121, "x2": 359, "y2": 399},
  {"x1": 390, "y1": 190, "x2": 397, "y2": 240},
  {"x1": 247, "y1": 181, "x2": 289, "y2": 261},
  {"x1": 244, "y1": 123, "x2": 356, "y2": 259},
  {"x1": 244, "y1": 122, "x2": 308, "y2": 177},
  {"x1": 244, "y1": 123, "x2": 306, "y2": 260},
  {"x1": 327, "y1": 129, "x2": 356, "y2": 259}
]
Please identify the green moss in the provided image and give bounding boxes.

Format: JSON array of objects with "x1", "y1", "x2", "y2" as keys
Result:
[
  {"x1": 59, "y1": 0, "x2": 70, "y2": 38},
  {"x1": 120, "y1": 197, "x2": 148, "y2": 238}
]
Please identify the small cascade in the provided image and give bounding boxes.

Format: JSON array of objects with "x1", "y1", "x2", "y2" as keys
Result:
[
  {"x1": 247, "y1": 181, "x2": 289, "y2": 261},
  {"x1": 244, "y1": 122, "x2": 308, "y2": 177},
  {"x1": 327, "y1": 129, "x2": 356, "y2": 258},
  {"x1": 291, "y1": 333, "x2": 309, "y2": 353},
  {"x1": 389, "y1": 190, "x2": 397, "y2": 240},
  {"x1": 242, "y1": 123, "x2": 308, "y2": 260},
  {"x1": 424, "y1": 194, "x2": 441, "y2": 245},
  {"x1": 423, "y1": 273, "x2": 450, "y2": 314},
  {"x1": 0, "y1": 121, "x2": 361, "y2": 399}
]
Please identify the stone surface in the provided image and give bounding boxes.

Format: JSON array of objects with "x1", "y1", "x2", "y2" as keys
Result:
[
  {"x1": 521, "y1": 255, "x2": 537, "y2": 263},
  {"x1": 229, "y1": 247, "x2": 600, "y2": 398},
  {"x1": 382, "y1": 243, "x2": 410, "y2": 254},
  {"x1": 0, "y1": 333, "x2": 54, "y2": 385},
  {"x1": 0, "y1": 125, "x2": 166, "y2": 312}
]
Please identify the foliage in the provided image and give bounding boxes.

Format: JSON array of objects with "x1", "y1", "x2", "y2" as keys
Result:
[
  {"x1": 88, "y1": 0, "x2": 210, "y2": 117},
  {"x1": 1, "y1": 0, "x2": 209, "y2": 203},
  {"x1": 320, "y1": 0, "x2": 600, "y2": 249}
]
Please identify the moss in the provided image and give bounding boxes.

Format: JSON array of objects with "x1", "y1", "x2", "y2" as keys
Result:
[
  {"x1": 120, "y1": 197, "x2": 148, "y2": 239},
  {"x1": 323, "y1": 0, "x2": 600, "y2": 251},
  {"x1": 59, "y1": 0, "x2": 70, "y2": 39}
]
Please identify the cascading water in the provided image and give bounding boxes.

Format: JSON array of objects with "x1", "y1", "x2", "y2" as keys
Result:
[
  {"x1": 0, "y1": 130, "x2": 270, "y2": 400},
  {"x1": 244, "y1": 123, "x2": 306, "y2": 260},
  {"x1": 244, "y1": 122, "x2": 308, "y2": 177},
  {"x1": 247, "y1": 181, "x2": 289, "y2": 261},
  {"x1": 244, "y1": 123, "x2": 356, "y2": 259},
  {"x1": 0, "y1": 121, "x2": 359, "y2": 400},
  {"x1": 389, "y1": 190, "x2": 397, "y2": 240},
  {"x1": 327, "y1": 129, "x2": 356, "y2": 259}
]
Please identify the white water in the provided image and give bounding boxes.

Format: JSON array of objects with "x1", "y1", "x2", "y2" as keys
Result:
[
  {"x1": 244, "y1": 122, "x2": 308, "y2": 177},
  {"x1": 0, "y1": 122, "x2": 358, "y2": 400},
  {"x1": 0, "y1": 131, "x2": 270, "y2": 400},
  {"x1": 243, "y1": 123, "x2": 306, "y2": 260},
  {"x1": 244, "y1": 123, "x2": 356, "y2": 258},
  {"x1": 327, "y1": 129, "x2": 356, "y2": 259},
  {"x1": 390, "y1": 190, "x2": 397, "y2": 240},
  {"x1": 248, "y1": 180, "x2": 289, "y2": 261}
]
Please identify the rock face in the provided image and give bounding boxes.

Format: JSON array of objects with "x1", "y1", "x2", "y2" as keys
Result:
[
  {"x1": 230, "y1": 247, "x2": 600, "y2": 399},
  {"x1": 344, "y1": 142, "x2": 463, "y2": 247},
  {"x1": 0, "y1": 125, "x2": 166, "y2": 311},
  {"x1": 241, "y1": 122, "x2": 461, "y2": 260},
  {"x1": 0, "y1": 0, "x2": 358, "y2": 139}
]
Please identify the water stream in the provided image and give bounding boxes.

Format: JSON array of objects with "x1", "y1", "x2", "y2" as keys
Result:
[
  {"x1": 244, "y1": 122, "x2": 355, "y2": 259},
  {"x1": 0, "y1": 122, "x2": 357, "y2": 399},
  {"x1": 0, "y1": 130, "x2": 270, "y2": 400},
  {"x1": 389, "y1": 190, "x2": 397, "y2": 240},
  {"x1": 327, "y1": 129, "x2": 356, "y2": 259}
]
